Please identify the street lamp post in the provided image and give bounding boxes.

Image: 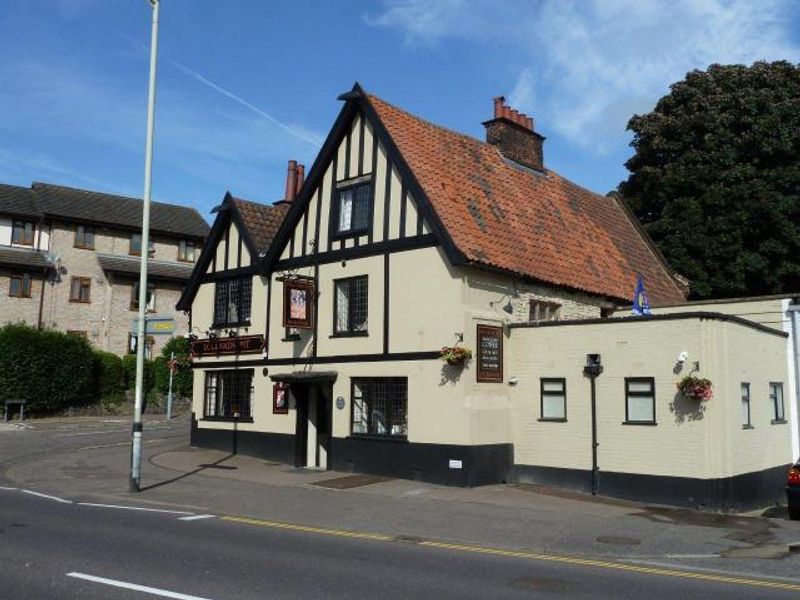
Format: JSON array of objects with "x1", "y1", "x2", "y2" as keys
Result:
[{"x1": 130, "y1": 0, "x2": 160, "y2": 493}]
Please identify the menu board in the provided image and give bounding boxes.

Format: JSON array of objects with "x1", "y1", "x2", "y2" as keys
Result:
[{"x1": 476, "y1": 324, "x2": 503, "y2": 383}]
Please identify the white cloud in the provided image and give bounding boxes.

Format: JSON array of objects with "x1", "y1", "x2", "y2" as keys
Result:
[{"x1": 368, "y1": 0, "x2": 800, "y2": 152}]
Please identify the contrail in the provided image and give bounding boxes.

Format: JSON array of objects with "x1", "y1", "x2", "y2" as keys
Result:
[
  {"x1": 115, "y1": 31, "x2": 322, "y2": 148},
  {"x1": 168, "y1": 59, "x2": 322, "y2": 148}
]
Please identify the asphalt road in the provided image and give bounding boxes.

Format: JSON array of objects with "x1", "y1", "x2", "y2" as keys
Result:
[
  {"x1": 1, "y1": 489, "x2": 799, "y2": 600},
  {"x1": 2, "y1": 417, "x2": 800, "y2": 599}
]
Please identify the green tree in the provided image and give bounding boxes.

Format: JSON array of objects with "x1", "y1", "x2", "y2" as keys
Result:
[
  {"x1": 154, "y1": 337, "x2": 193, "y2": 399},
  {"x1": 619, "y1": 61, "x2": 800, "y2": 299}
]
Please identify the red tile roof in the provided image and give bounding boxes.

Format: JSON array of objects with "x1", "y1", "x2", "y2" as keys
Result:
[
  {"x1": 231, "y1": 197, "x2": 289, "y2": 254},
  {"x1": 366, "y1": 94, "x2": 687, "y2": 304}
]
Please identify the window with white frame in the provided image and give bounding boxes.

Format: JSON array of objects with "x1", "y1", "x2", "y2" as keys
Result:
[
  {"x1": 625, "y1": 378, "x2": 655, "y2": 424},
  {"x1": 540, "y1": 378, "x2": 566, "y2": 421},
  {"x1": 741, "y1": 382, "x2": 752, "y2": 428},
  {"x1": 770, "y1": 382, "x2": 784, "y2": 423}
]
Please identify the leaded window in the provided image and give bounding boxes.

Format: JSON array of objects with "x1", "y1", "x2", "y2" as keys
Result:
[
  {"x1": 334, "y1": 276, "x2": 368, "y2": 335},
  {"x1": 204, "y1": 370, "x2": 253, "y2": 419},
  {"x1": 351, "y1": 377, "x2": 407, "y2": 438},
  {"x1": 335, "y1": 182, "x2": 371, "y2": 236},
  {"x1": 213, "y1": 277, "x2": 252, "y2": 326}
]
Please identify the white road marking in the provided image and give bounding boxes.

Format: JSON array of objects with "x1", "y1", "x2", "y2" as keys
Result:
[
  {"x1": 66, "y1": 572, "x2": 215, "y2": 600},
  {"x1": 0, "y1": 486, "x2": 19, "y2": 491},
  {"x1": 78, "y1": 438, "x2": 164, "y2": 450},
  {"x1": 77, "y1": 502, "x2": 194, "y2": 515},
  {"x1": 58, "y1": 427, "x2": 175, "y2": 437},
  {"x1": 21, "y1": 489, "x2": 73, "y2": 504},
  {"x1": 178, "y1": 514, "x2": 215, "y2": 521}
]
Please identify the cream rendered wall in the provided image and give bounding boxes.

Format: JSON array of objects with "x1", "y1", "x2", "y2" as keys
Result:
[
  {"x1": 508, "y1": 317, "x2": 791, "y2": 480},
  {"x1": 0, "y1": 218, "x2": 11, "y2": 245},
  {"x1": 651, "y1": 296, "x2": 799, "y2": 460}
]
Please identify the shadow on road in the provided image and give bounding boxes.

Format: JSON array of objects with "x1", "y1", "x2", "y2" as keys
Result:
[{"x1": 140, "y1": 452, "x2": 235, "y2": 492}]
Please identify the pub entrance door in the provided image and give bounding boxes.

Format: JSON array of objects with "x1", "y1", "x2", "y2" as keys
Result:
[{"x1": 293, "y1": 383, "x2": 333, "y2": 470}]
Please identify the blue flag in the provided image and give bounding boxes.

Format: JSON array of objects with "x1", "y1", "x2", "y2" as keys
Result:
[{"x1": 632, "y1": 273, "x2": 651, "y2": 316}]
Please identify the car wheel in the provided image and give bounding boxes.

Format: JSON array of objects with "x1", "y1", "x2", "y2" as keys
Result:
[{"x1": 789, "y1": 508, "x2": 800, "y2": 521}]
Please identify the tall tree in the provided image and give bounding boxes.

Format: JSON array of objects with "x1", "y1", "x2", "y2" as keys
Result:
[{"x1": 620, "y1": 61, "x2": 800, "y2": 299}]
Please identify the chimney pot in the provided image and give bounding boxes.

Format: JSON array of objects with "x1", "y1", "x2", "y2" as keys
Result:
[
  {"x1": 295, "y1": 164, "x2": 305, "y2": 195},
  {"x1": 493, "y1": 96, "x2": 505, "y2": 119},
  {"x1": 284, "y1": 160, "x2": 298, "y2": 202},
  {"x1": 484, "y1": 96, "x2": 545, "y2": 171}
]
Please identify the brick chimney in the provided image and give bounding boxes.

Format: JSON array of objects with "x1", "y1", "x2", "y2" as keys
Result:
[
  {"x1": 483, "y1": 96, "x2": 545, "y2": 172},
  {"x1": 280, "y1": 160, "x2": 306, "y2": 203},
  {"x1": 284, "y1": 160, "x2": 298, "y2": 202}
]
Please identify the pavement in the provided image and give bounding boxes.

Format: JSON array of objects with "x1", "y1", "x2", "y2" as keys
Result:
[{"x1": 2, "y1": 414, "x2": 800, "y2": 598}]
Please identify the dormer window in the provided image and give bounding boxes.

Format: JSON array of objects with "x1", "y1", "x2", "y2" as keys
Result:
[
  {"x1": 334, "y1": 181, "x2": 371, "y2": 237},
  {"x1": 12, "y1": 221, "x2": 34, "y2": 246}
]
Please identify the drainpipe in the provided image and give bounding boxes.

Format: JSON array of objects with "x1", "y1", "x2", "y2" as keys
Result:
[
  {"x1": 789, "y1": 302, "x2": 800, "y2": 459},
  {"x1": 583, "y1": 354, "x2": 603, "y2": 495}
]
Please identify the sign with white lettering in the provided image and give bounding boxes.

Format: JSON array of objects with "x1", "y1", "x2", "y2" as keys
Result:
[{"x1": 476, "y1": 324, "x2": 503, "y2": 383}]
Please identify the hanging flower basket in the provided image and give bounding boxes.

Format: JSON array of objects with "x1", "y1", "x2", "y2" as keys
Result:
[
  {"x1": 440, "y1": 346, "x2": 472, "y2": 366},
  {"x1": 677, "y1": 376, "x2": 713, "y2": 401}
]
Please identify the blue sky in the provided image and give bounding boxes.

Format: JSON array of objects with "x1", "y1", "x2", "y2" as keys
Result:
[{"x1": 1, "y1": 0, "x2": 799, "y2": 221}]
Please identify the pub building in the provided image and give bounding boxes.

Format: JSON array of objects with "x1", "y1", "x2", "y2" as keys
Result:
[{"x1": 177, "y1": 86, "x2": 795, "y2": 511}]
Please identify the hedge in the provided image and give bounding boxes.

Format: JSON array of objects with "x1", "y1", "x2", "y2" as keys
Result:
[
  {"x1": 0, "y1": 324, "x2": 95, "y2": 413},
  {"x1": 0, "y1": 324, "x2": 168, "y2": 416}
]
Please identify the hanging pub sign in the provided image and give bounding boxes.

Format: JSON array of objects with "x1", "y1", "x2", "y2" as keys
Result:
[
  {"x1": 191, "y1": 334, "x2": 265, "y2": 357},
  {"x1": 476, "y1": 324, "x2": 503, "y2": 383},
  {"x1": 273, "y1": 382, "x2": 289, "y2": 414},
  {"x1": 283, "y1": 277, "x2": 315, "y2": 329}
]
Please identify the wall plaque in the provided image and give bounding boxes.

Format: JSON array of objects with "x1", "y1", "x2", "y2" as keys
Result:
[
  {"x1": 191, "y1": 334, "x2": 265, "y2": 357},
  {"x1": 476, "y1": 324, "x2": 503, "y2": 383}
]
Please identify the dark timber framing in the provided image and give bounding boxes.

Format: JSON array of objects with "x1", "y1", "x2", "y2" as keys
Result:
[
  {"x1": 177, "y1": 192, "x2": 262, "y2": 311},
  {"x1": 191, "y1": 351, "x2": 441, "y2": 369},
  {"x1": 259, "y1": 83, "x2": 464, "y2": 276}
]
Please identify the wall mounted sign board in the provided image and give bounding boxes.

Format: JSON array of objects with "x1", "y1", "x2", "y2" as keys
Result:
[
  {"x1": 191, "y1": 334, "x2": 265, "y2": 357},
  {"x1": 476, "y1": 324, "x2": 503, "y2": 383}
]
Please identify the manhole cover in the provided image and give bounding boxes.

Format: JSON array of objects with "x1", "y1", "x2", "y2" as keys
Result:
[{"x1": 596, "y1": 535, "x2": 641, "y2": 545}]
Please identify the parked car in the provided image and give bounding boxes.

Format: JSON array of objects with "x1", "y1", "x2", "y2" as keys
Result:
[{"x1": 786, "y1": 462, "x2": 800, "y2": 519}]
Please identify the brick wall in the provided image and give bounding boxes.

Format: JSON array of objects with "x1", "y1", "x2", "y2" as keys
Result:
[
  {"x1": 38, "y1": 222, "x2": 191, "y2": 355},
  {"x1": 484, "y1": 119, "x2": 545, "y2": 172},
  {"x1": 0, "y1": 269, "x2": 46, "y2": 326}
]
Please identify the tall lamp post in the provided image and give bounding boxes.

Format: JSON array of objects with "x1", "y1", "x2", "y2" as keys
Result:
[{"x1": 130, "y1": 0, "x2": 160, "y2": 493}]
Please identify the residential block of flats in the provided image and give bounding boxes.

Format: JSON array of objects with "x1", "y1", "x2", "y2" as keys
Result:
[
  {"x1": 180, "y1": 86, "x2": 797, "y2": 511},
  {"x1": 0, "y1": 182, "x2": 208, "y2": 356}
]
